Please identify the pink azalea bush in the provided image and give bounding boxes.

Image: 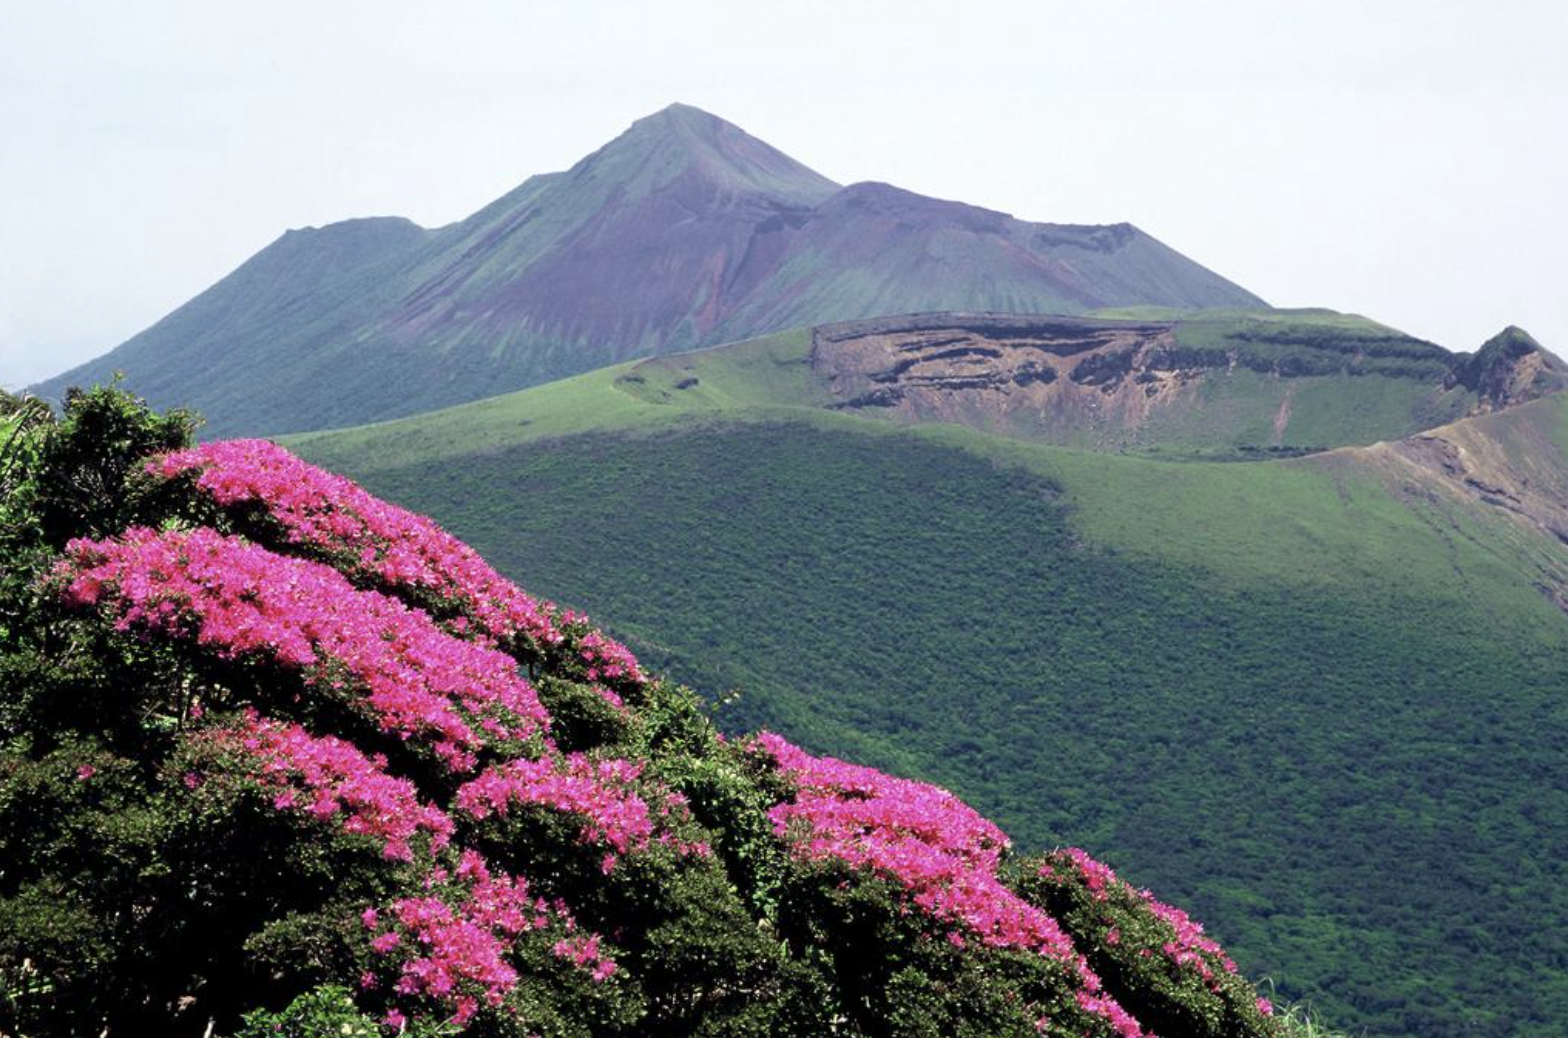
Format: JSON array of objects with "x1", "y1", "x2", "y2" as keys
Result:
[
  {"x1": 364, "y1": 850, "x2": 617, "y2": 1027},
  {"x1": 457, "y1": 754, "x2": 713, "y2": 872},
  {"x1": 1022, "y1": 848, "x2": 1285, "y2": 1038},
  {"x1": 55, "y1": 526, "x2": 550, "y2": 772},
  {"x1": 457, "y1": 754, "x2": 656, "y2": 861},
  {"x1": 755, "y1": 732, "x2": 1148, "y2": 1038},
  {"x1": 204, "y1": 711, "x2": 455, "y2": 862},
  {"x1": 150, "y1": 440, "x2": 645, "y2": 691}
]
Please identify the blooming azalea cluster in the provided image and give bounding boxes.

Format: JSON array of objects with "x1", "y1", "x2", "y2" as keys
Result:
[
  {"x1": 206, "y1": 711, "x2": 454, "y2": 862},
  {"x1": 50, "y1": 526, "x2": 689, "y2": 1027},
  {"x1": 458, "y1": 754, "x2": 653, "y2": 860},
  {"x1": 56, "y1": 526, "x2": 550, "y2": 772},
  {"x1": 1026, "y1": 849, "x2": 1282, "y2": 1037},
  {"x1": 150, "y1": 440, "x2": 645, "y2": 690},
  {"x1": 457, "y1": 753, "x2": 711, "y2": 872},
  {"x1": 363, "y1": 850, "x2": 617, "y2": 1027},
  {"x1": 570, "y1": 627, "x2": 645, "y2": 688},
  {"x1": 756, "y1": 732, "x2": 1148, "y2": 1038},
  {"x1": 1044, "y1": 849, "x2": 1259, "y2": 998}
]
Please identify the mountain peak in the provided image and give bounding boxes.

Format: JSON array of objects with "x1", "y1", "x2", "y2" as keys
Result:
[
  {"x1": 581, "y1": 103, "x2": 839, "y2": 206},
  {"x1": 633, "y1": 101, "x2": 732, "y2": 132},
  {"x1": 1488, "y1": 325, "x2": 1544, "y2": 353},
  {"x1": 31, "y1": 108, "x2": 1264, "y2": 435}
]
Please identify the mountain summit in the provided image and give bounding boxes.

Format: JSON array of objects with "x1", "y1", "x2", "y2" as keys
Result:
[
  {"x1": 585, "y1": 102, "x2": 840, "y2": 205},
  {"x1": 34, "y1": 104, "x2": 1263, "y2": 436}
]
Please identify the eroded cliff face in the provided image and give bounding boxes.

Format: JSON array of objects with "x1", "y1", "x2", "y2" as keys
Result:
[
  {"x1": 810, "y1": 314, "x2": 1429, "y2": 448},
  {"x1": 809, "y1": 315, "x2": 1568, "y2": 453},
  {"x1": 812, "y1": 315, "x2": 1194, "y2": 441},
  {"x1": 1444, "y1": 326, "x2": 1568, "y2": 414}
]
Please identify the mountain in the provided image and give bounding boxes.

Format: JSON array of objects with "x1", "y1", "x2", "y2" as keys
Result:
[
  {"x1": 31, "y1": 104, "x2": 1262, "y2": 437},
  {"x1": 287, "y1": 319, "x2": 1568, "y2": 1038},
  {"x1": 1, "y1": 386, "x2": 1308, "y2": 1038}
]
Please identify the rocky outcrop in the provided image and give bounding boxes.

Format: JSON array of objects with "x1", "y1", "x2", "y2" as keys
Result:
[
  {"x1": 814, "y1": 314, "x2": 1185, "y2": 425},
  {"x1": 1443, "y1": 326, "x2": 1568, "y2": 414},
  {"x1": 810, "y1": 315, "x2": 1568, "y2": 453}
]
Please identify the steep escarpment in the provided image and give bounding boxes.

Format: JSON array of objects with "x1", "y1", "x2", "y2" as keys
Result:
[
  {"x1": 0, "y1": 388, "x2": 1296, "y2": 1037},
  {"x1": 812, "y1": 314, "x2": 1183, "y2": 440}
]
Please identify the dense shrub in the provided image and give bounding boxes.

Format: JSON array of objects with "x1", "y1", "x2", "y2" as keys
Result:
[
  {"x1": 0, "y1": 387, "x2": 1292, "y2": 1037},
  {"x1": 1018, "y1": 850, "x2": 1280, "y2": 1038}
]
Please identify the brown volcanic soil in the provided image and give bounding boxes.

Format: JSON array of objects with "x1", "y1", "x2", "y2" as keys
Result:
[{"x1": 810, "y1": 313, "x2": 1211, "y2": 442}]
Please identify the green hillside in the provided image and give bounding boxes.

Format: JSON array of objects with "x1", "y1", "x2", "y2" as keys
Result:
[
  {"x1": 290, "y1": 322, "x2": 1568, "y2": 1038},
  {"x1": 294, "y1": 307, "x2": 1519, "y2": 462}
]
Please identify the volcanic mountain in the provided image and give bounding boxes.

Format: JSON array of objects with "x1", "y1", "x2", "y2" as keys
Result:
[{"x1": 32, "y1": 104, "x2": 1262, "y2": 436}]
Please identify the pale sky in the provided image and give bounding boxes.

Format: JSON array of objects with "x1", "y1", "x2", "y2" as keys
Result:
[{"x1": 3, "y1": 0, "x2": 1565, "y2": 390}]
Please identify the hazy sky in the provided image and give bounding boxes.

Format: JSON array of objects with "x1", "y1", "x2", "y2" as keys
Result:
[{"x1": 3, "y1": 0, "x2": 1565, "y2": 390}]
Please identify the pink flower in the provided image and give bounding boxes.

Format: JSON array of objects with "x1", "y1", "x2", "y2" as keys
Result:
[
  {"x1": 757, "y1": 732, "x2": 1147, "y2": 1038},
  {"x1": 55, "y1": 527, "x2": 550, "y2": 771},
  {"x1": 204, "y1": 714, "x2": 454, "y2": 861},
  {"x1": 366, "y1": 855, "x2": 615, "y2": 1022},
  {"x1": 456, "y1": 754, "x2": 654, "y2": 855},
  {"x1": 1054, "y1": 848, "x2": 1233, "y2": 981},
  {"x1": 148, "y1": 440, "x2": 647, "y2": 690},
  {"x1": 75, "y1": 765, "x2": 96, "y2": 781}
]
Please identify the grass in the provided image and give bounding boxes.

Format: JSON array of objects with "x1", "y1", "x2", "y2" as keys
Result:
[{"x1": 291, "y1": 356, "x2": 1568, "y2": 1038}]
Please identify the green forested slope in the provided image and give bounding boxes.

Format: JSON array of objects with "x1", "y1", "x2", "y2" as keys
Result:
[{"x1": 290, "y1": 344, "x2": 1568, "y2": 1038}]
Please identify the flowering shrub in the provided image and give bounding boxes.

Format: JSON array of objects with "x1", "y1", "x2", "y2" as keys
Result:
[
  {"x1": 363, "y1": 850, "x2": 618, "y2": 1027},
  {"x1": 755, "y1": 732, "x2": 1147, "y2": 1038},
  {"x1": 458, "y1": 754, "x2": 713, "y2": 873},
  {"x1": 201, "y1": 712, "x2": 455, "y2": 862},
  {"x1": 54, "y1": 526, "x2": 549, "y2": 772},
  {"x1": 0, "y1": 390, "x2": 1309, "y2": 1038},
  {"x1": 457, "y1": 754, "x2": 655, "y2": 865},
  {"x1": 1021, "y1": 848, "x2": 1284, "y2": 1038},
  {"x1": 150, "y1": 439, "x2": 645, "y2": 694}
]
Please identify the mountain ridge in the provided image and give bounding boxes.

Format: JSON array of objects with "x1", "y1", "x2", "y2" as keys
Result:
[{"x1": 32, "y1": 104, "x2": 1263, "y2": 437}]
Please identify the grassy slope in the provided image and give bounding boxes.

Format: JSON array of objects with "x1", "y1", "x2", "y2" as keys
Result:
[{"x1": 290, "y1": 335, "x2": 1568, "y2": 1038}]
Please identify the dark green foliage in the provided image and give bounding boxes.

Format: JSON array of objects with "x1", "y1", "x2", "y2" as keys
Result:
[
  {"x1": 1018, "y1": 851, "x2": 1277, "y2": 1038},
  {"x1": 232, "y1": 984, "x2": 448, "y2": 1038},
  {"x1": 346, "y1": 419, "x2": 1568, "y2": 1038},
  {"x1": 30, "y1": 383, "x2": 198, "y2": 545}
]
